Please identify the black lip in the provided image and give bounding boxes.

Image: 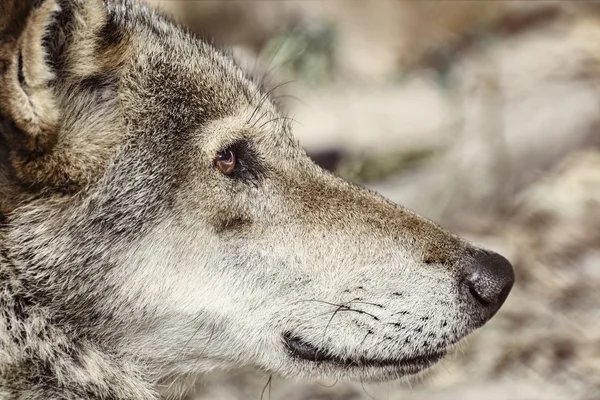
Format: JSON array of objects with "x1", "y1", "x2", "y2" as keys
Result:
[{"x1": 283, "y1": 333, "x2": 446, "y2": 368}]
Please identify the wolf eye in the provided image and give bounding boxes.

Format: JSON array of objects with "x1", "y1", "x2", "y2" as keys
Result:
[{"x1": 214, "y1": 149, "x2": 236, "y2": 175}]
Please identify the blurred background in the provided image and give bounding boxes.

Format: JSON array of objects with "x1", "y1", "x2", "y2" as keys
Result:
[{"x1": 146, "y1": 1, "x2": 600, "y2": 399}]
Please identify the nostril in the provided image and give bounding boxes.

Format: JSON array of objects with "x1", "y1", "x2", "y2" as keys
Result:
[{"x1": 468, "y1": 282, "x2": 491, "y2": 308}]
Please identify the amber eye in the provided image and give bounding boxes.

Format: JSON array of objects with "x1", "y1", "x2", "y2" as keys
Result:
[{"x1": 214, "y1": 148, "x2": 236, "y2": 175}]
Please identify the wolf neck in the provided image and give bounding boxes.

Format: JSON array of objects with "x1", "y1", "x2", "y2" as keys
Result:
[{"x1": 0, "y1": 238, "x2": 158, "y2": 399}]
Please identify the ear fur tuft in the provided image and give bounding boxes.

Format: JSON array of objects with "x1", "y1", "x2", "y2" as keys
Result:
[{"x1": 0, "y1": 0, "x2": 61, "y2": 158}]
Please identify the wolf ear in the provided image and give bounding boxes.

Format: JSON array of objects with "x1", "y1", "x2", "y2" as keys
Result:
[{"x1": 0, "y1": 0, "x2": 60, "y2": 164}]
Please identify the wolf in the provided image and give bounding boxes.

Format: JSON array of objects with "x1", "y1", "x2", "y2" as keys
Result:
[{"x1": 0, "y1": 0, "x2": 514, "y2": 399}]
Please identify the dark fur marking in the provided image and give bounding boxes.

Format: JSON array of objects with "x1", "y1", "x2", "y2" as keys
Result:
[
  {"x1": 17, "y1": 50, "x2": 25, "y2": 86},
  {"x1": 97, "y1": 12, "x2": 126, "y2": 51},
  {"x1": 44, "y1": 0, "x2": 75, "y2": 77},
  {"x1": 77, "y1": 74, "x2": 117, "y2": 92},
  {"x1": 0, "y1": 0, "x2": 30, "y2": 39},
  {"x1": 214, "y1": 215, "x2": 253, "y2": 234},
  {"x1": 1, "y1": 117, "x2": 31, "y2": 157}
]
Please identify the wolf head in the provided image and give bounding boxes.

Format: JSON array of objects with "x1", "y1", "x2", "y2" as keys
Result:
[{"x1": 0, "y1": 0, "x2": 513, "y2": 393}]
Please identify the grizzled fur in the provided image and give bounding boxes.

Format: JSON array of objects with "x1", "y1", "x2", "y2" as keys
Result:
[{"x1": 0, "y1": 0, "x2": 512, "y2": 399}]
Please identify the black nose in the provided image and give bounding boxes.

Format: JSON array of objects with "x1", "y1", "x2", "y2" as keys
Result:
[{"x1": 464, "y1": 250, "x2": 514, "y2": 321}]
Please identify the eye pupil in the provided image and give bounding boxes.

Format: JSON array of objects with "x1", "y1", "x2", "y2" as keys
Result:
[
  {"x1": 219, "y1": 149, "x2": 233, "y2": 160},
  {"x1": 215, "y1": 149, "x2": 236, "y2": 174}
]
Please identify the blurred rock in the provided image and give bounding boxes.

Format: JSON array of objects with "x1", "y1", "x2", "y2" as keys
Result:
[
  {"x1": 145, "y1": 0, "x2": 585, "y2": 83},
  {"x1": 365, "y1": 15, "x2": 600, "y2": 227},
  {"x1": 293, "y1": 77, "x2": 456, "y2": 156},
  {"x1": 449, "y1": 150, "x2": 600, "y2": 400}
]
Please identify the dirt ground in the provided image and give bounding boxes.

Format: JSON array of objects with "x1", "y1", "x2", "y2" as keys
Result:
[{"x1": 145, "y1": 2, "x2": 600, "y2": 399}]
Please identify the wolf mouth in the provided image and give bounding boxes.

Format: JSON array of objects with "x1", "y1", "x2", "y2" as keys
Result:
[{"x1": 283, "y1": 333, "x2": 446, "y2": 369}]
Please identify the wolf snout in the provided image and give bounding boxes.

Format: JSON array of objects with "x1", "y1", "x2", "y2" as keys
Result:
[{"x1": 463, "y1": 250, "x2": 514, "y2": 322}]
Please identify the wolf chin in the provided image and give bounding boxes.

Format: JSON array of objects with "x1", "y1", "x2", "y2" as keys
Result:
[{"x1": 0, "y1": 0, "x2": 514, "y2": 399}]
